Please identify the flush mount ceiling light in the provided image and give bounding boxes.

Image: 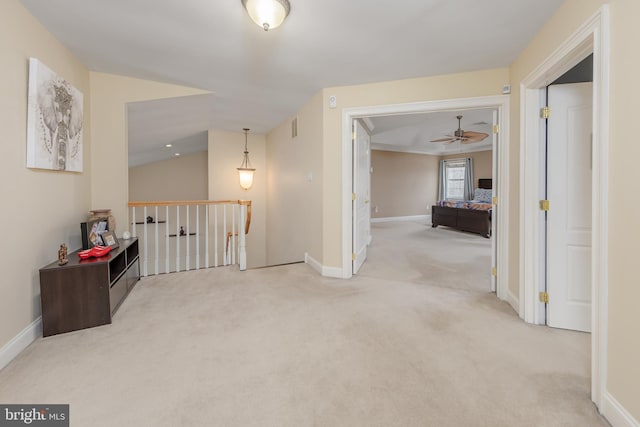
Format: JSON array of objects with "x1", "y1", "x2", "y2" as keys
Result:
[
  {"x1": 241, "y1": 0, "x2": 290, "y2": 31},
  {"x1": 237, "y1": 128, "x2": 256, "y2": 190}
]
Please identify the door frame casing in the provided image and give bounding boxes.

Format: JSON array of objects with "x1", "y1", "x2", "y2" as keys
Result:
[
  {"x1": 519, "y1": 5, "x2": 609, "y2": 408},
  {"x1": 341, "y1": 95, "x2": 510, "y2": 304}
]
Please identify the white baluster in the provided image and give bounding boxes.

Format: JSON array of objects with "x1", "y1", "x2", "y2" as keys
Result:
[
  {"x1": 154, "y1": 206, "x2": 159, "y2": 276},
  {"x1": 165, "y1": 206, "x2": 170, "y2": 274},
  {"x1": 186, "y1": 205, "x2": 190, "y2": 271},
  {"x1": 132, "y1": 207, "x2": 137, "y2": 238},
  {"x1": 223, "y1": 204, "x2": 227, "y2": 266},
  {"x1": 239, "y1": 203, "x2": 247, "y2": 271},
  {"x1": 143, "y1": 206, "x2": 148, "y2": 277},
  {"x1": 205, "y1": 205, "x2": 210, "y2": 269},
  {"x1": 176, "y1": 205, "x2": 180, "y2": 272},
  {"x1": 214, "y1": 205, "x2": 219, "y2": 268},
  {"x1": 232, "y1": 204, "x2": 236, "y2": 265},
  {"x1": 196, "y1": 205, "x2": 200, "y2": 270}
]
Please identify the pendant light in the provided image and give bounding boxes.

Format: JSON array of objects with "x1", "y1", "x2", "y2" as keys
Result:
[
  {"x1": 237, "y1": 128, "x2": 256, "y2": 190},
  {"x1": 241, "y1": 0, "x2": 291, "y2": 31}
]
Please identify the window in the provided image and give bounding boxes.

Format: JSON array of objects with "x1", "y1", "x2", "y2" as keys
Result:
[{"x1": 444, "y1": 159, "x2": 466, "y2": 200}]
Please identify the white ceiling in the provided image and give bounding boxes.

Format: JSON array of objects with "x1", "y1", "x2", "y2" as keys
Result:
[
  {"x1": 20, "y1": 0, "x2": 563, "y2": 165},
  {"x1": 368, "y1": 109, "x2": 495, "y2": 156}
]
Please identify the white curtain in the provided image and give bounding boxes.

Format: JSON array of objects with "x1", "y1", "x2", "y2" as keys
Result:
[{"x1": 464, "y1": 157, "x2": 474, "y2": 200}]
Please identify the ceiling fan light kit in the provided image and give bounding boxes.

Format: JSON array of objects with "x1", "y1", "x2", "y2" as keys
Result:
[
  {"x1": 430, "y1": 115, "x2": 489, "y2": 145},
  {"x1": 241, "y1": 0, "x2": 291, "y2": 31}
]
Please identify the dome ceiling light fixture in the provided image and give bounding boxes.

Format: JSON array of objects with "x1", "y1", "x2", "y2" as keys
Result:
[{"x1": 241, "y1": 0, "x2": 291, "y2": 31}]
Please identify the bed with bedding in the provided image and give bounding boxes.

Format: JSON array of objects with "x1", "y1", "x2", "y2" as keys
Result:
[{"x1": 431, "y1": 179, "x2": 492, "y2": 238}]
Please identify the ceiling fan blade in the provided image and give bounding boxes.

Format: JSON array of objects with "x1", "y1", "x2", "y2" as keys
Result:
[
  {"x1": 462, "y1": 131, "x2": 489, "y2": 139},
  {"x1": 430, "y1": 137, "x2": 455, "y2": 143},
  {"x1": 460, "y1": 133, "x2": 489, "y2": 144}
]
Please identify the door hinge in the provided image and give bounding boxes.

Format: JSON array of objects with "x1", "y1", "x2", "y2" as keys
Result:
[
  {"x1": 491, "y1": 267, "x2": 497, "y2": 277},
  {"x1": 492, "y1": 196, "x2": 498, "y2": 205},
  {"x1": 541, "y1": 106, "x2": 551, "y2": 119},
  {"x1": 539, "y1": 291, "x2": 549, "y2": 304},
  {"x1": 352, "y1": 193, "x2": 356, "y2": 201},
  {"x1": 540, "y1": 199, "x2": 550, "y2": 211},
  {"x1": 493, "y1": 124, "x2": 499, "y2": 134},
  {"x1": 352, "y1": 252, "x2": 356, "y2": 261},
  {"x1": 352, "y1": 131, "x2": 356, "y2": 141}
]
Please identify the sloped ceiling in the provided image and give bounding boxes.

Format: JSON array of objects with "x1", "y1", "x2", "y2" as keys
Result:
[{"x1": 20, "y1": 0, "x2": 562, "y2": 164}]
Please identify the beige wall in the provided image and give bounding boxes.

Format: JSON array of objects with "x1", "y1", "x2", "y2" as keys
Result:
[
  {"x1": 370, "y1": 151, "x2": 439, "y2": 218},
  {"x1": 510, "y1": 0, "x2": 639, "y2": 419},
  {"x1": 208, "y1": 130, "x2": 267, "y2": 269},
  {"x1": 371, "y1": 149, "x2": 492, "y2": 219},
  {"x1": 266, "y1": 91, "x2": 324, "y2": 265},
  {"x1": 90, "y1": 73, "x2": 208, "y2": 235},
  {"x1": 0, "y1": 0, "x2": 92, "y2": 350},
  {"x1": 321, "y1": 68, "x2": 509, "y2": 268},
  {"x1": 608, "y1": 0, "x2": 640, "y2": 418},
  {"x1": 129, "y1": 151, "x2": 208, "y2": 202},
  {"x1": 440, "y1": 150, "x2": 493, "y2": 187}
]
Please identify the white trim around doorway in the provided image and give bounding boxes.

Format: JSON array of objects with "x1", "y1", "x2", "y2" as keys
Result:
[
  {"x1": 518, "y1": 5, "x2": 609, "y2": 411},
  {"x1": 341, "y1": 95, "x2": 511, "y2": 303}
]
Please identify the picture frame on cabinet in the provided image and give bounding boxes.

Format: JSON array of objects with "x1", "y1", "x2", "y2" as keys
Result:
[{"x1": 101, "y1": 231, "x2": 119, "y2": 249}]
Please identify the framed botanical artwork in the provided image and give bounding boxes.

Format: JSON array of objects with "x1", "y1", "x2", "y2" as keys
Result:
[
  {"x1": 26, "y1": 58, "x2": 84, "y2": 172},
  {"x1": 101, "y1": 231, "x2": 119, "y2": 249}
]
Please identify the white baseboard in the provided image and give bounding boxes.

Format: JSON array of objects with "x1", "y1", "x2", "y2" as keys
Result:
[
  {"x1": 304, "y1": 252, "x2": 323, "y2": 275},
  {"x1": 322, "y1": 266, "x2": 347, "y2": 279},
  {"x1": 371, "y1": 214, "x2": 431, "y2": 224},
  {"x1": 506, "y1": 289, "x2": 519, "y2": 314},
  {"x1": 0, "y1": 317, "x2": 41, "y2": 371},
  {"x1": 602, "y1": 392, "x2": 639, "y2": 427},
  {"x1": 305, "y1": 253, "x2": 348, "y2": 279}
]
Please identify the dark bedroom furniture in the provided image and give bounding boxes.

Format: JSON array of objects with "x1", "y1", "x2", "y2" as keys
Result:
[
  {"x1": 431, "y1": 205, "x2": 491, "y2": 238},
  {"x1": 431, "y1": 179, "x2": 492, "y2": 238},
  {"x1": 39, "y1": 238, "x2": 140, "y2": 337}
]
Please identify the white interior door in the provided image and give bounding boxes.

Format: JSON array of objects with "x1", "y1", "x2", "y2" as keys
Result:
[
  {"x1": 546, "y1": 82, "x2": 593, "y2": 332},
  {"x1": 352, "y1": 120, "x2": 371, "y2": 274}
]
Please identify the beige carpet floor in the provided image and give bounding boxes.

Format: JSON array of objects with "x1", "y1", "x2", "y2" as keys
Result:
[{"x1": 0, "y1": 221, "x2": 609, "y2": 426}]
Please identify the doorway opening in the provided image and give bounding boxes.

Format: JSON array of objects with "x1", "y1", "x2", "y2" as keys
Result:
[
  {"x1": 519, "y1": 6, "x2": 609, "y2": 407},
  {"x1": 353, "y1": 109, "x2": 498, "y2": 294},
  {"x1": 341, "y1": 95, "x2": 510, "y2": 303}
]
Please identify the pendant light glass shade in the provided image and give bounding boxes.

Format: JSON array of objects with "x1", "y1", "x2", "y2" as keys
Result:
[
  {"x1": 237, "y1": 128, "x2": 256, "y2": 190},
  {"x1": 241, "y1": 0, "x2": 290, "y2": 31},
  {"x1": 238, "y1": 169, "x2": 255, "y2": 190}
]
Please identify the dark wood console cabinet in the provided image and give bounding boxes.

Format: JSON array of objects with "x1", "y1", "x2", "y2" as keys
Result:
[{"x1": 39, "y1": 238, "x2": 140, "y2": 337}]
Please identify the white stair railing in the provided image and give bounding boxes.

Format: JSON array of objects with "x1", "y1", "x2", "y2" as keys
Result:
[{"x1": 128, "y1": 200, "x2": 251, "y2": 277}]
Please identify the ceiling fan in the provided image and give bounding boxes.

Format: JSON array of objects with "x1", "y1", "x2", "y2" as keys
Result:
[{"x1": 430, "y1": 115, "x2": 489, "y2": 144}]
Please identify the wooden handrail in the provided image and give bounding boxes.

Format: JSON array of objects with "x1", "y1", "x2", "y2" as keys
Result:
[{"x1": 128, "y1": 200, "x2": 251, "y2": 207}]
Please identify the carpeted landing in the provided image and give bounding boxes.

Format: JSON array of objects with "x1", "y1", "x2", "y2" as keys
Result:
[{"x1": 0, "y1": 221, "x2": 609, "y2": 426}]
